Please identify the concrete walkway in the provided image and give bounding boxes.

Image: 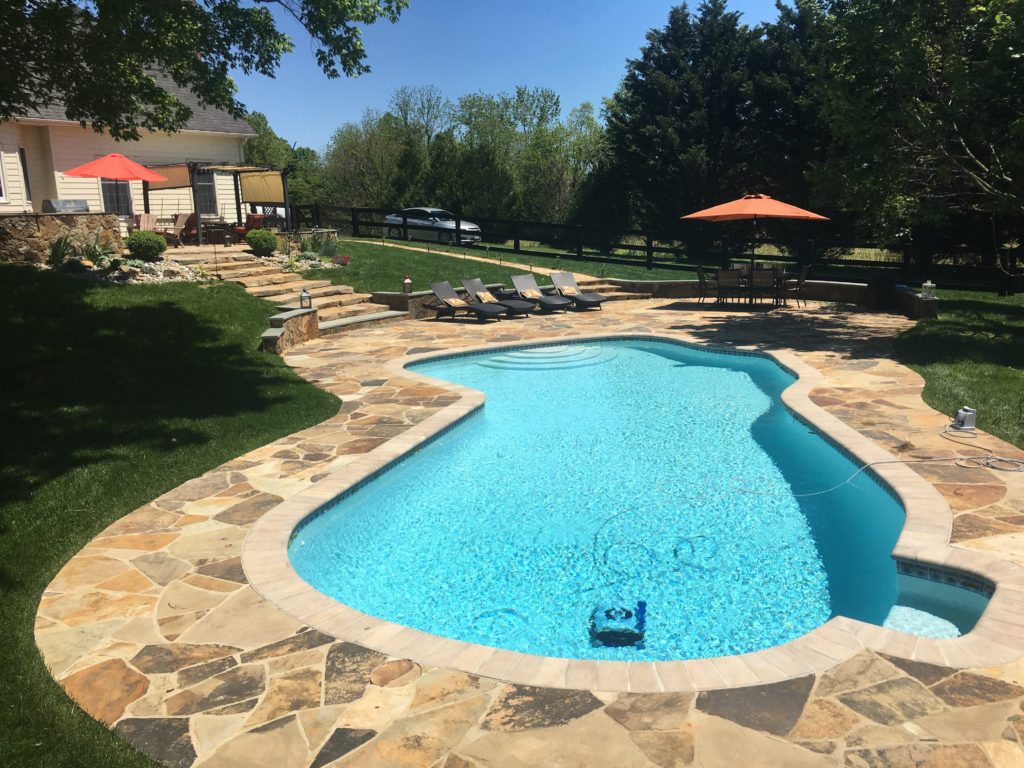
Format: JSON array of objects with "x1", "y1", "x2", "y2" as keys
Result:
[{"x1": 36, "y1": 299, "x2": 1024, "y2": 768}]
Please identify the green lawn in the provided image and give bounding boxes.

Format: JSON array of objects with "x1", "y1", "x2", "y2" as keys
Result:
[
  {"x1": 0, "y1": 266, "x2": 339, "y2": 768},
  {"x1": 893, "y1": 289, "x2": 1024, "y2": 448},
  {"x1": 307, "y1": 240, "x2": 696, "y2": 290}
]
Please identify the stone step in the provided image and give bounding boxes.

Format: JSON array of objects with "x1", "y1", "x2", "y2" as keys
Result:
[
  {"x1": 234, "y1": 271, "x2": 303, "y2": 288},
  {"x1": 260, "y1": 284, "x2": 357, "y2": 307},
  {"x1": 247, "y1": 279, "x2": 332, "y2": 298},
  {"x1": 171, "y1": 251, "x2": 251, "y2": 265},
  {"x1": 211, "y1": 264, "x2": 284, "y2": 280},
  {"x1": 318, "y1": 310, "x2": 408, "y2": 336},
  {"x1": 207, "y1": 258, "x2": 267, "y2": 272},
  {"x1": 317, "y1": 300, "x2": 393, "y2": 322}
]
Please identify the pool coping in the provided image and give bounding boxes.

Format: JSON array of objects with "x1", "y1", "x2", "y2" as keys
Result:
[{"x1": 243, "y1": 332, "x2": 1024, "y2": 692}]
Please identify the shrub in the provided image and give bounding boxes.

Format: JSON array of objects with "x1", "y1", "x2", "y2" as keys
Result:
[
  {"x1": 245, "y1": 229, "x2": 278, "y2": 257},
  {"x1": 124, "y1": 231, "x2": 167, "y2": 262},
  {"x1": 299, "y1": 251, "x2": 320, "y2": 261},
  {"x1": 48, "y1": 234, "x2": 77, "y2": 267}
]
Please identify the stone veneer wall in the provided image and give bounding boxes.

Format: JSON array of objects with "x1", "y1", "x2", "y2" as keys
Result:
[
  {"x1": 0, "y1": 213, "x2": 124, "y2": 264},
  {"x1": 260, "y1": 307, "x2": 319, "y2": 354}
]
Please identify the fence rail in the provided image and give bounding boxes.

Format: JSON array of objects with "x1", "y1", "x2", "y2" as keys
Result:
[{"x1": 288, "y1": 204, "x2": 1019, "y2": 293}]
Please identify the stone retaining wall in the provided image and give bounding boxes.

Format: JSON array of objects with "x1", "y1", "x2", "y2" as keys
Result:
[
  {"x1": 0, "y1": 213, "x2": 123, "y2": 264},
  {"x1": 260, "y1": 307, "x2": 319, "y2": 354}
]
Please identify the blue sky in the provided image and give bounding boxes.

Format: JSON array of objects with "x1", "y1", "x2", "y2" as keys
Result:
[{"x1": 232, "y1": 0, "x2": 783, "y2": 150}]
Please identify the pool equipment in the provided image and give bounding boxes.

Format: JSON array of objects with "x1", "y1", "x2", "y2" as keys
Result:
[
  {"x1": 590, "y1": 602, "x2": 647, "y2": 648},
  {"x1": 951, "y1": 406, "x2": 977, "y2": 432}
]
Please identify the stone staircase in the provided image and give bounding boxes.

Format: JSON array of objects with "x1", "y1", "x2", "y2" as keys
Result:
[
  {"x1": 169, "y1": 250, "x2": 406, "y2": 334},
  {"x1": 575, "y1": 277, "x2": 653, "y2": 301}
]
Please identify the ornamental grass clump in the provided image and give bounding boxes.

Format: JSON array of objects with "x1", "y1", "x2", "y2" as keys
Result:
[
  {"x1": 245, "y1": 229, "x2": 278, "y2": 257},
  {"x1": 124, "y1": 231, "x2": 167, "y2": 262}
]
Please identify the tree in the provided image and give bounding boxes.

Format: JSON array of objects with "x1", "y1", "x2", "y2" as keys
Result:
[
  {"x1": 321, "y1": 109, "x2": 405, "y2": 207},
  {"x1": 815, "y1": 0, "x2": 1024, "y2": 240},
  {"x1": 244, "y1": 112, "x2": 293, "y2": 169},
  {"x1": 0, "y1": 0, "x2": 408, "y2": 140},
  {"x1": 603, "y1": 0, "x2": 759, "y2": 229}
]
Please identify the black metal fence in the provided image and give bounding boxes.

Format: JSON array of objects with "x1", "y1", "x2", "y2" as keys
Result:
[{"x1": 290, "y1": 204, "x2": 1019, "y2": 294}]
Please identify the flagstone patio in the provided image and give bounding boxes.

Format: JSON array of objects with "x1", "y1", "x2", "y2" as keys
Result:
[{"x1": 36, "y1": 298, "x2": 1024, "y2": 768}]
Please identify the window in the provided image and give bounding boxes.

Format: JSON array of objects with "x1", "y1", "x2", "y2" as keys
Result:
[
  {"x1": 194, "y1": 171, "x2": 218, "y2": 215},
  {"x1": 18, "y1": 148, "x2": 31, "y2": 201},
  {"x1": 101, "y1": 178, "x2": 132, "y2": 216}
]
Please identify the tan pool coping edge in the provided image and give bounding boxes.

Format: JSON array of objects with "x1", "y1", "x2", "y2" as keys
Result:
[{"x1": 243, "y1": 331, "x2": 1024, "y2": 693}]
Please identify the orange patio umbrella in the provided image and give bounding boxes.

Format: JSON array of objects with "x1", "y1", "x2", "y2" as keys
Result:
[
  {"x1": 682, "y1": 193, "x2": 829, "y2": 268},
  {"x1": 681, "y1": 193, "x2": 829, "y2": 223},
  {"x1": 63, "y1": 153, "x2": 168, "y2": 182}
]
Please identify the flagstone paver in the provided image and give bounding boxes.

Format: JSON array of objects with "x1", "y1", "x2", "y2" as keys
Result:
[{"x1": 35, "y1": 298, "x2": 1024, "y2": 766}]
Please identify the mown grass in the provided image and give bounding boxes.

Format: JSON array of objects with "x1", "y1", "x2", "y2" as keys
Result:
[
  {"x1": 893, "y1": 289, "x2": 1024, "y2": 448},
  {"x1": 306, "y1": 240, "x2": 697, "y2": 290},
  {"x1": 0, "y1": 266, "x2": 339, "y2": 768}
]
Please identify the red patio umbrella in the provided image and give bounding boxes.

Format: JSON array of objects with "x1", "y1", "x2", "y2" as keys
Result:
[
  {"x1": 64, "y1": 153, "x2": 168, "y2": 216},
  {"x1": 63, "y1": 153, "x2": 168, "y2": 182}
]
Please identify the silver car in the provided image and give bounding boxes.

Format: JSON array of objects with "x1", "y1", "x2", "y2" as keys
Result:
[{"x1": 383, "y1": 207, "x2": 482, "y2": 244}]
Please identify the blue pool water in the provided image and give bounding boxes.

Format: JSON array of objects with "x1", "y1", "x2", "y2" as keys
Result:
[{"x1": 289, "y1": 339, "x2": 976, "y2": 661}]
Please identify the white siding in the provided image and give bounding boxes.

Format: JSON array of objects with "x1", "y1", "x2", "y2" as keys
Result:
[
  {"x1": 37, "y1": 123, "x2": 248, "y2": 220},
  {"x1": 0, "y1": 123, "x2": 31, "y2": 212}
]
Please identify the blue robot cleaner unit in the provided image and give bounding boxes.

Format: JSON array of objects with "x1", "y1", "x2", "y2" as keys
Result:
[{"x1": 590, "y1": 602, "x2": 647, "y2": 648}]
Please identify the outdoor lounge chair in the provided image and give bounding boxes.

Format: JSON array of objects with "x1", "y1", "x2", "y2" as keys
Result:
[
  {"x1": 158, "y1": 213, "x2": 190, "y2": 247},
  {"x1": 428, "y1": 281, "x2": 509, "y2": 322},
  {"x1": 510, "y1": 274, "x2": 573, "y2": 313},
  {"x1": 550, "y1": 271, "x2": 607, "y2": 309},
  {"x1": 461, "y1": 278, "x2": 533, "y2": 318}
]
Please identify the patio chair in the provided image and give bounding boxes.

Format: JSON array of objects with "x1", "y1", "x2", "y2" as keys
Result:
[
  {"x1": 461, "y1": 278, "x2": 533, "y2": 318},
  {"x1": 550, "y1": 271, "x2": 607, "y2": 310},
  {"x1": 749, "y1": 269, "x2": 777, "y2": 304},
  {"x1": 427, "y1": 281, "x2": 508, "y2": 322},
  {"x1": 232, "y1": 213, "x2": 267, "y2": 240},
  {"x1": 695, "y1": 266, "x2": 715, "y2": 303},
  {"x1": 783, "y1": 264, "x2": 812, "y2": 308},
  {"x1": 510, "y1": 274, "x2": 573, "y2": 313},
  {"x1": 131, "y1": 213, "x2": 158, "y2": 233},
  {"x1": 715, "y1": 269, "x2": 744, "y2": 303},
  {"x1": 157, "y1": 213, "x2": 191, "y2": 247}
]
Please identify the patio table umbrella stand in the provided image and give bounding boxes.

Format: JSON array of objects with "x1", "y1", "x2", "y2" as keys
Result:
[{"x1": 681, "y1": 194, "x2": 829, "y2": 304}]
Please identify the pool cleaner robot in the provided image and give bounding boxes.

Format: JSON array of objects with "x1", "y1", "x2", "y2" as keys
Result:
[{"x1": 590, "y1": 602, "x2": 647, "y2": 648}]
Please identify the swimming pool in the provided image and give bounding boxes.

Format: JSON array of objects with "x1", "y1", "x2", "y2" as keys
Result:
[{"x1": 288, "y1": 338, "x2": 984, "y2": 661}]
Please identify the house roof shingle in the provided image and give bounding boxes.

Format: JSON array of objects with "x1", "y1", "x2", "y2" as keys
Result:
[{"x1": 19, "y1": 74, "x2": 256, "y2": 136}]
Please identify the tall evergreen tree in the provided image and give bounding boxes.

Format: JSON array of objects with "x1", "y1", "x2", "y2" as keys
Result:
[{"x1": 604, "y1": 0, "x2": 758, "y2": 229}]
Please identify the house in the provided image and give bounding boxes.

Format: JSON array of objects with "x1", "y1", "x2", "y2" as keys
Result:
[{"x1": 0, "y1": 77, "x2": 258, "y2": 224}]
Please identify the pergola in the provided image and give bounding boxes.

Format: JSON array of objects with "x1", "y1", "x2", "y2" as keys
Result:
[{"x1": 145, "y1": 162, "x2": 290, "y2": 245}]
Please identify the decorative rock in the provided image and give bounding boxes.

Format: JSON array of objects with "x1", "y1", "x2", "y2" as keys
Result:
[
  {"x1": 60, "y1": 659, "x2": 150, "y2": 725},
  {"x1": 370, "y1": 659, "x2": 421, "y2": 687}
]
